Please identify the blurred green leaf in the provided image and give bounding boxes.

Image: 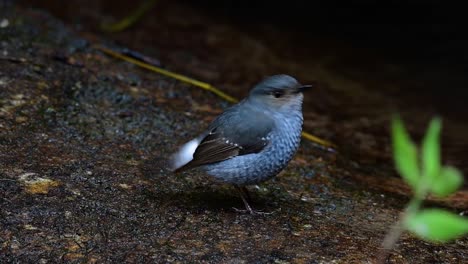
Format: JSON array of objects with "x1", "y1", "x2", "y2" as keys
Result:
[
  {"x1": 422, "y1": 118, "x2": 442, "y2": 183},
  {"x1": 405, "y1": 209, "x2": 468, "y2": 242},
  {"x1": 430, "y1": 166, "x2": 463, "y2": 197},
  {"x1": 392, "y1": 116, "x2": 420, "y2": 190}
]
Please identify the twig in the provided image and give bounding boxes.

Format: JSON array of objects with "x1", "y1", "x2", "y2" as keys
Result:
[
  {"x1": 94, "y1": 45, "x2": 337, "y2": 149},
  {"x1": 0, "y1": 178, "x2": 16, "y2": 181},
  {"x1": 100, "y1": 0, "x2": 158, "y2": 33},
  {"x1": 0, "y1": 56, "x2": 27, "y2": 63}
]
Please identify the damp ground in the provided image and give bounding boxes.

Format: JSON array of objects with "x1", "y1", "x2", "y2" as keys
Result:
[{"x1": 1, "y1": 1, "x2": 467, "y2": 263}]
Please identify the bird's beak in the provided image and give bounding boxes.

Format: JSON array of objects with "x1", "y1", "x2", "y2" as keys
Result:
[{"x1": 297, "y1": 84, "x2": 313, "y2": 93}]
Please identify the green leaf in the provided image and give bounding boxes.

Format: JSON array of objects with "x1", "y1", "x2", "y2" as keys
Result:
[
  {"x1": 392, "y1": 116, "x2": 420, "y2": 190},
  {"x1": 430, "y1": 166, "x2": 464, "y2": 197},
  {"x1": 422, "y1": 117, "x2": 442, "y2": 183},
  {"x1": 405, "y1": 209, "x2": 468, "y2": 242}
]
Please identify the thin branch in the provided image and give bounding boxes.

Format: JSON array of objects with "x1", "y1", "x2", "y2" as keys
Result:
[
  {"x1": 94, "y1": 44, "x2": 337, "y2": 150},
  {"x1": 100, "y1": 0, "x2": 158, "y2": 33}
]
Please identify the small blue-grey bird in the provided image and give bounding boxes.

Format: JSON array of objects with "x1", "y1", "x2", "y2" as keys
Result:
[{"x1": 170, "y1": 74, "x2": 311, "y2": 214}]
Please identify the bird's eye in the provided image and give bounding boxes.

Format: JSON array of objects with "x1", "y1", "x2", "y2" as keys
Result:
[{"x1": 272, "y1": 91, "x2": 284, "y2": 98}]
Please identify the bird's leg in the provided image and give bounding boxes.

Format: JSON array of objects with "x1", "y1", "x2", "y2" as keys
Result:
[
  {"x1": 233, "y1": 186, "x2": 254, "y2": 214},
  {"x1": 241, "y1": 186, "x2": 252, "y2": 202},
  {"x1": 233, "y1": 186, "x2": 272, "y2": 215}
]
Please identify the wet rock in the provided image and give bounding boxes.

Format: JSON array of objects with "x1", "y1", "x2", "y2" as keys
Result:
[{"x1": 0, "y1": 2, "x2": 466, "y2": 263}]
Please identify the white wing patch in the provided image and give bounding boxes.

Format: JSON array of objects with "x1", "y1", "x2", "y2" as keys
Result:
[{"x1": 170, "y1": 138, "x2": 201, "y2": 171}]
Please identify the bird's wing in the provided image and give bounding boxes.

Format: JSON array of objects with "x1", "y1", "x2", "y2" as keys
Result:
[{"x1": 174, "y1": 102, "x2": 274, "y2": 172}]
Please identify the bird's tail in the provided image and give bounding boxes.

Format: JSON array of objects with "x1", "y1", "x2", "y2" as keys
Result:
[{"x1": 168, "y1": 137, "x2": 201, "y2": 172}]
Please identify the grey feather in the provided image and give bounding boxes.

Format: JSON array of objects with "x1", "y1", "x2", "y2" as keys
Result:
[{"x1": 174, "y1": 100, "x2": 274, "y2": 172}]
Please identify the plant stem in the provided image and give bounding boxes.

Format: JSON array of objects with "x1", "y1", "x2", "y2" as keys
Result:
[{"x1": 376, "y1": 196, "x2": 424, "y2": 263}]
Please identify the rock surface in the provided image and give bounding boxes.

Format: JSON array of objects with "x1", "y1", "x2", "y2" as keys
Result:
[{"x1": 1, "y1": 2, "x2": 467, "y2": 263}]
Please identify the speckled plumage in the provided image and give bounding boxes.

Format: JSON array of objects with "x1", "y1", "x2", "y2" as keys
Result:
[{"x1": 203, "y1": 107, "x2": 303, "y2": 185}]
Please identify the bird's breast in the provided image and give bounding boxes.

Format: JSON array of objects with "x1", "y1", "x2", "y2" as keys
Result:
[{"x1": 202, "y1": 111, "x2": 303, "y2": 185}]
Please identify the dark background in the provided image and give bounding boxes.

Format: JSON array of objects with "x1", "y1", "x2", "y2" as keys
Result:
[
  {"x1": 19, "y1": 0, "x2": 468, "y2": 112},
  {"x1": 187, "y1": 0, "x2": 468, "y2": 102}
]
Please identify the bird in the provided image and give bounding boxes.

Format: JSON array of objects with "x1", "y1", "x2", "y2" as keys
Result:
[{"x1": 169, "y1": 74, "x2": 311, "y2": 214}]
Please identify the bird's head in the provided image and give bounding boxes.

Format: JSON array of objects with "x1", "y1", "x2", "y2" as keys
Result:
[{"x1": 248, "y1": 74, "x2": 311, "y2": 113}]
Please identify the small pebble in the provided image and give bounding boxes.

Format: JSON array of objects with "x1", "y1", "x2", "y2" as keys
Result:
[
  {"x1": 64, "y1": 211, "x2": 72, "y2": 218},
  {"x1": 0, "y1": 19, "x2": 9, "y2": 28}
]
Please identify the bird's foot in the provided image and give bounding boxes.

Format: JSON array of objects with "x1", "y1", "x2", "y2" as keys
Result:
[
  {"x1": 233, "y1": 186, "x2": 273, "y2": 215},
  {"x1": 232, "y1": 207, "x2": 273, "y2": 215}
]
